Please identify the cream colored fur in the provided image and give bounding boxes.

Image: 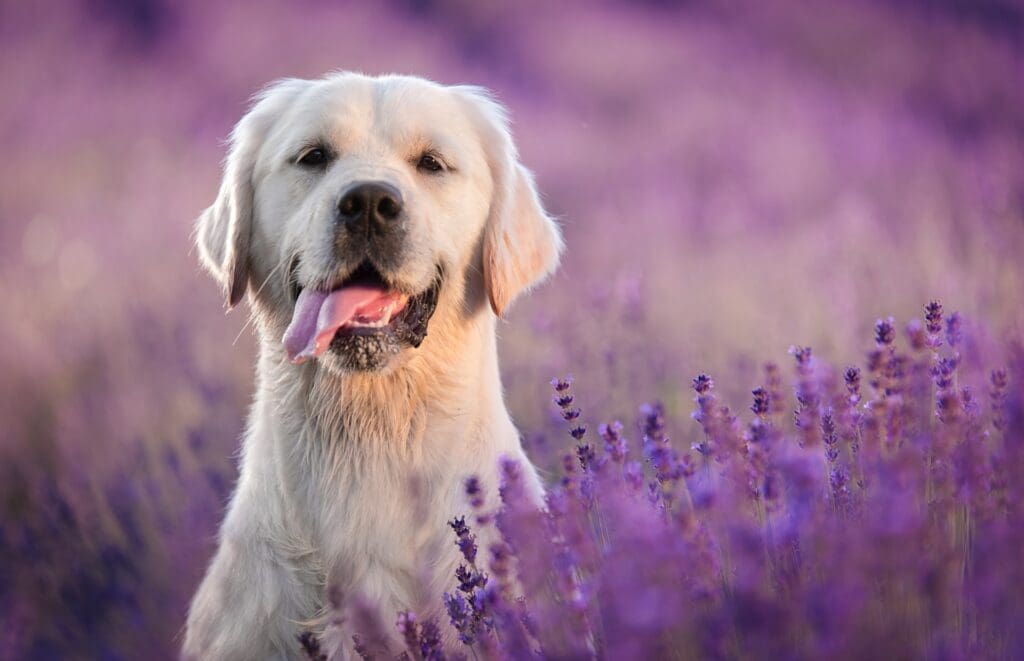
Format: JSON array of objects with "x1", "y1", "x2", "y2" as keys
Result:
[{"x1": 183, "y1": 72, "x2": 561, "y2": 660}]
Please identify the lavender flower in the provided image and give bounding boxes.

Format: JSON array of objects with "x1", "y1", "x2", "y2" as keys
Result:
[
  {"x1": 443, "y1": 592, "x2": 475, "y2": 644},
  {"x1": 552, "y1": 375, "x2": 589, "y2": 457},
  {"x1": 418, "y1": 622, "x2": 443, "y2": 661},
  {"x1": 791, "y1": 347, "x2": 820, "y2": 447},
  {"x1": 844, "y1": 367, "x2": 861, "y2": 404},
  {"x1": 298, "y1": 631, "x2": 327, "y2": 661},
  {"x1": 551, "y1": 376, "x2": 572, "y2": 393},
  {"x1": 925, "y1": 300, "x2": 943, "y2": 336},
  {"x1": 874, "y1": 317, "x2": 896, "y2": 346},
  {"x1": 640, "y1": 401, "x2": 668, "y2": 445},
  {"x1": 599, "y1": 420, "x2": 628, "y2": 462},
  {"x1": 448, "y1": 516, "x2": 477, "y2": 565},
  {"x1": 945, "y1": 312, "x2": 963, "y2": 348},
  {"x1": 765, "y1": 362, "x2": 786, "y2": 416},
  {"x1": 751, "y1": 387, "x2": 770, "y2": 417},
  {"x1": 905, "y1": 318, "x2": 927, "y2": 351},
  {"x1": 990, "y1": 368, "x2": 1009, "y2": 431},
  {"x1": 396, "y1": 611, "x2": 420, "y2": 655},
  {"x1": 821, "y1": 409, "x2": 839, "y2": 463},
  {"x1": 455, "y1": 565, "x2": 486, "y2": 593},
  {"x1": 464, "y1": 476, "x2": 484, "y2": 512}
]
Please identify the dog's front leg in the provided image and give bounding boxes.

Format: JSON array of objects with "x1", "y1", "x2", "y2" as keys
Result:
[{"x1": 183, "y1": 488, "x2": 311, "y2": 661}]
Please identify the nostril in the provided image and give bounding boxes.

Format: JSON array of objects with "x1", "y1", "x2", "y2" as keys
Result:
[
  {"x1": 339, "y1": 193, "x2": 364, "y2": 218},
  {"x1": 376, "y1": 195, "x2": 401, "y2": 221}
]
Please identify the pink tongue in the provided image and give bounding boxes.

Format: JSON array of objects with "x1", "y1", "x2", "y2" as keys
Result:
[{"x1": 283, "y1": 285, "x2": 404, "y2": 364}]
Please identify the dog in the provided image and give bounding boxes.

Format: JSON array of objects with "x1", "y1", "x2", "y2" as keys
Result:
[{"x1": 183, "y1": 72, "x2": 562, "y2": 659}]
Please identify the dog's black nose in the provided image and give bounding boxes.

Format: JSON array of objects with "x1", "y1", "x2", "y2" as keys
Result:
[{"x1": 338, "y1": 182, "x2": 403, "y2": 234}]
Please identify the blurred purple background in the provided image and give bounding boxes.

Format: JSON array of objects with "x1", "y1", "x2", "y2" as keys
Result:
[{"x1": 1, "y1": 0, "x2": 1022, "y2": 657}]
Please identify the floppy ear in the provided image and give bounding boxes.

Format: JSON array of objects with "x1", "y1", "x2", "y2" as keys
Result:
[
  {"x1": 457, "y1": 87, "x2": 563, "y2": 318},
  {"x1": 195, "y1": 78, "x2": 306, "y2": 308}
]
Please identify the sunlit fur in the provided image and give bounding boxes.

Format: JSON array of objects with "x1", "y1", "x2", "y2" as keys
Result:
[{"x1": 184, "y1": 72, "x2": 562, "y2": 659}]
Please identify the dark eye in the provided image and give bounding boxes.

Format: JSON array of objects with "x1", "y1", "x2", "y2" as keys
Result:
[
  {"x1": 417, "y1": 153, "x2": 444, "y2": 173},
  {"x1": 297, "y1": 148, "x2": 329, "y2": 167}
]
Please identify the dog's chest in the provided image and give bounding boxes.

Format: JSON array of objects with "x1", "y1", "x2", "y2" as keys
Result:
[{"x1": 297, "y1": 447, "x2": 465, "y2": 606}]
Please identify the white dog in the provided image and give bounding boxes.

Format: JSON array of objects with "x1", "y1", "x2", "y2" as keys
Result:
[{"x1": 183, "y1": 72, "x2": 562, "y2": 659}]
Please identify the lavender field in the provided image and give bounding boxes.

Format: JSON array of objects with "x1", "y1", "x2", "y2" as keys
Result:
[{"x1": 2, "y1": 0, "x2": 1023, "y2": 658}]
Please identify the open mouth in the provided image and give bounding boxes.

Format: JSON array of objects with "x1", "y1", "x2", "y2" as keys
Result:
[{"x1": 283, "y1": 261, "x2": 440, "y2": 365}]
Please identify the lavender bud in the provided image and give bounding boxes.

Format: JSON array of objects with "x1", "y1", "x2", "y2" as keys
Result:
[
  {"x1": 640, "y1": 402, "x2": 667, "y2": 445},
  {"x1": 905, "y1": 318, "x2": 927, "y2": 351},
  {"x1": 599, "y1": 421, "x2": 628, "y2": 462},
  {"x1": 550, "y1": 376, "x2": 572, "y2": 392},
  {"x1": 449, "y1": 516, "x2": 477, "y2": 565},
  {"x1": 866, "y1": 349, "x2": 885, "y2": 373},
  {"x1": 418, "y1": 621, "x2": 442, "y2": 660},
  {"x1": 790, "y1": 346, "x2": 813, "y2": 372},
  {"x1": 623, "y1": 461, "x2": 644, "y2": 491},
  {"x1": 874, "y1": 317, "x2": 896, "y2": 346},
  {"x1": 464, "y1": 476, "x2": 484, "y2": 511},
  {"x1": 575, "y1": 442, "x2": 595, "y2": 468},
  {"x1": 751, "y1": 387, "x2": 770, "y2": 417},
  {"x1": 945, "y1": 312, "x2": 963, "y2": 348},
  {"x1": 298, "y1": 631, "x2": 327, "y2": 661},
  {"x1": 455, "y1": 565, "x2": 487, "y2": 594},
  {"x1": 925, "y1": 300, "x2": 943, "y2": 335},
  {"x1": 991, "y1": 368, "x2": 1009, "y2": 431},
  {"x1": 764, "y1": 362, "x2": 785, "y2": 415},
  {"x1": 396, "y1": 611, "x2": 419, "y2": 654},
  {"x1": 443, "y1": 592, "x2": 474, "y2": 644},
  {"x1": 937, "y1": 390, "x2": 961, "y2": 422},
  {"x1": 844, "y1": 367, "x2": 861, "y2": 397}
]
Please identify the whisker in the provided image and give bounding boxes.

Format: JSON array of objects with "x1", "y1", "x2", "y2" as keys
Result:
[{"x1": 232, "y1": 261, "x2": 286, "y2": 346}]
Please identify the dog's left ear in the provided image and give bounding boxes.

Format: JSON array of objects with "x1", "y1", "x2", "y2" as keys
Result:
[
  {"x1": 457, "y1": 87, "x2": 564, "y2": 318},
  {"x1": 195, "y1": 78, "x2": 307, "y2": 309}
]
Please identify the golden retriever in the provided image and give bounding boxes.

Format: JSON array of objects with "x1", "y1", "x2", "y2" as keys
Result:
[{"x1": 183, "y1": 72, "x2": 561, "y2": 659}]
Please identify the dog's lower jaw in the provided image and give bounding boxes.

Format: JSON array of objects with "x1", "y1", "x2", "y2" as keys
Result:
[{"x1": 184, "y1": 315, "x2": 546, "y2": 660}]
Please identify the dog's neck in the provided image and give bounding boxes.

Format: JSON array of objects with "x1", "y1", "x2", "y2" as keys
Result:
[{"x1": 256, "y1": 308, "x2": 502, "y2": 455}]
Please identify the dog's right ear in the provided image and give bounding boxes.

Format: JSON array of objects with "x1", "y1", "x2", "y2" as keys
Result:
[{"x1": 195, "y1": 78, "x2": 307, "y2": 309}]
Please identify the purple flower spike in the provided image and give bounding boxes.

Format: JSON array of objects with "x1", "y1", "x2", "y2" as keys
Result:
[
  {"x1": 790, "y1": 346, "x2": 813, "y2": 372},
  {"x1": 599, "y1": 421, "x2": 628, "y2": 462},
  {"x1": 396, "y1": 611, "x2": 420, "y2": 655},
  {"x1": 991, "y1": 368, "x2": 1009, "y2": 431},
  {"x1": 905, "y1": 318, "x2": 927, "y2": 351},
  {"x1": 448, "y1": 516, "x2": 477, "y2": 565},
  {"x1": 298, "y1": 631, "x2": 327, "y2": 661},
  {"x1": 465, "y1": 476, "x2": 485, "y2": 511},
  {"x1": 874, "y1": 317, "x2": 896, "y2": 346},
  {"x1": 945, "y1": 312, "x2": 963, "y2": 348},
  {"x1": 844, "y1": 367, "x2": 861, "y2": 399},
  {"x1": 925, "y1": 300, "x2": 943, "y2": 335},
  {"x1": 418, "y1": 621, "x2": 443, "y2": 661},
  {"x1": 443, "y1": 591, "x2": 475, "y2": 644},
  {"x1": 751, "y1": 387, "x2": 770, "y2": 416}
]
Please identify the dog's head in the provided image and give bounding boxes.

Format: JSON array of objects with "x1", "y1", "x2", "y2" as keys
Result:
[{"x1": 195, "y1": 73, "x2": 562, "y2": 374}]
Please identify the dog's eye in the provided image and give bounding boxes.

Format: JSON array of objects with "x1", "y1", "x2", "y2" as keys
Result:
[
  {"x1": 416, "y1": 153, "x2": 444, "y2": 174},
  {"x1": 297, "y1": 148, "x2": 330, "y2": 168}
]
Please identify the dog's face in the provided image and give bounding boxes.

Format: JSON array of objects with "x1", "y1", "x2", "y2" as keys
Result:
[{"x1": 195, "y1": 73, "x2": 562, "y2": 374}]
